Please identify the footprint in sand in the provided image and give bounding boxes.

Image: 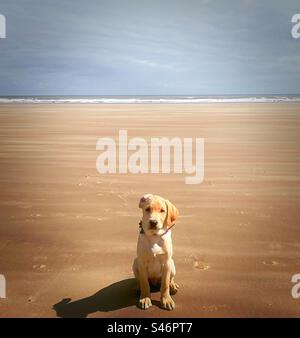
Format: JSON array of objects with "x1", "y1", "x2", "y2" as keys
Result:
[
  {"x1": 33, "y1": 264, "x2": 47, "y2": 271},
  {"x1": 194, "y1": 261, "x2": 210, "y2": 270},
  {"x1": 262, "y1": 260, "x2": 279, "y2": 266},
  {"x1": 192, "y1": 257, "x2": 210, "y2": 270}
]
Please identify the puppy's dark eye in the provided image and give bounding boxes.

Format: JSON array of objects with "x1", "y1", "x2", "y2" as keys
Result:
[
  {"x1": 160, "y1": 209, "x2": 165, "y2": 213},
  {"x1": 145, "y1": 207, "x2": 150, "y2": 212}
]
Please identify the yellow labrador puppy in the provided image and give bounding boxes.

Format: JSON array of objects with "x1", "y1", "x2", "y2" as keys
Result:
[{"x1": 132, "y1": 194, "x2": 179, "y2": 310}]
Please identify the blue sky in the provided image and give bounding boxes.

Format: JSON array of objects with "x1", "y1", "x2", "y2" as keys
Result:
[{"x1": 0, "y1": 0, "x2": 299, "y2": 95}]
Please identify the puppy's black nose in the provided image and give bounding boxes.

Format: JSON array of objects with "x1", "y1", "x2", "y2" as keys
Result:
[{"x1": 149, "y1": 219, "x2": 158, "y2": 228}]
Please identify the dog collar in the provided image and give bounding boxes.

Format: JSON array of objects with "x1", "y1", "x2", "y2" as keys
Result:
[{"x1": 139, "y1": 220, "x2": 175, "y2": 237}]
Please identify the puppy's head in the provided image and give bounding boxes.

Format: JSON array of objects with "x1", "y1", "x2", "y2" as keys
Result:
[{"x1": 139, "y1": 194, "x2": 179, "y2": 236}]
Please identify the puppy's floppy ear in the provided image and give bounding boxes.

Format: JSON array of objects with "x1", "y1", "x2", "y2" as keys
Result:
[
  {"x1": 139, "y1": 193, "x2": 153, "y2": 208},
  {"x1": 165, "y1": 199, "x2": 179, "y2": 228}
]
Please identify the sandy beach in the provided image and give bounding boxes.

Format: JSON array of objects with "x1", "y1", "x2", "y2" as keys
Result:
[{"x1": 0, "y1": 103, "x2": 300, "y2": 318}]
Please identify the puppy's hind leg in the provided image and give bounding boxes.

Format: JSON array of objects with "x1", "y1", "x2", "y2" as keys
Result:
[
  {"x1": 132, "y1": 258, "x2": 140, "y2": 294},
  {"x1": 132, "y1": 258, "x2": 139, "y2": 279},
  {"x1": 169, "y1": 259, "x2": 179, "y2": 295}
]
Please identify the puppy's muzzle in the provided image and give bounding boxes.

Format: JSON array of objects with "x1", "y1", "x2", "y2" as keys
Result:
[{"x1": 149, "y1": 219, "x2": 158, "y2": 229}]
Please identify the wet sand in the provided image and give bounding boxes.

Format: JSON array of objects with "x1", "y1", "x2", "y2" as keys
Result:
[{"x1": 0, "y1": 103, "x2": 300, "y2": 317}]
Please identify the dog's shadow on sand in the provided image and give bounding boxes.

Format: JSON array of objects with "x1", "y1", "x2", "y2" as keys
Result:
[
  {"x1": 52, "y1": 278, "x2": 137, "y2": 317},
  {"x1": 52, "y1": 278, "x2": 160, "y2": 318}
]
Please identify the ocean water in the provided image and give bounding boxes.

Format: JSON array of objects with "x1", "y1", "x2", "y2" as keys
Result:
[{"x1": 0, "y1": 95, "x2": 300, "y2": 104}]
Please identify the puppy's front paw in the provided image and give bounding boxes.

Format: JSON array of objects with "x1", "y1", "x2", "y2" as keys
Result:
[
  {"x1": 170, "y1": 282, "x2": 179, "y2": 295},
  {"x1": 161, "y1": 295, "x2": 175, "y2": 311},
  {"x1": 138, "y1": 297, "x2": 152, "y2": 310}
]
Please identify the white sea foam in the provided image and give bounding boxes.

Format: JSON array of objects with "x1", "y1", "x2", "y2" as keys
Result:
[{"x1": 0, "y1": 96, "x2": 300, "y2": 104}]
